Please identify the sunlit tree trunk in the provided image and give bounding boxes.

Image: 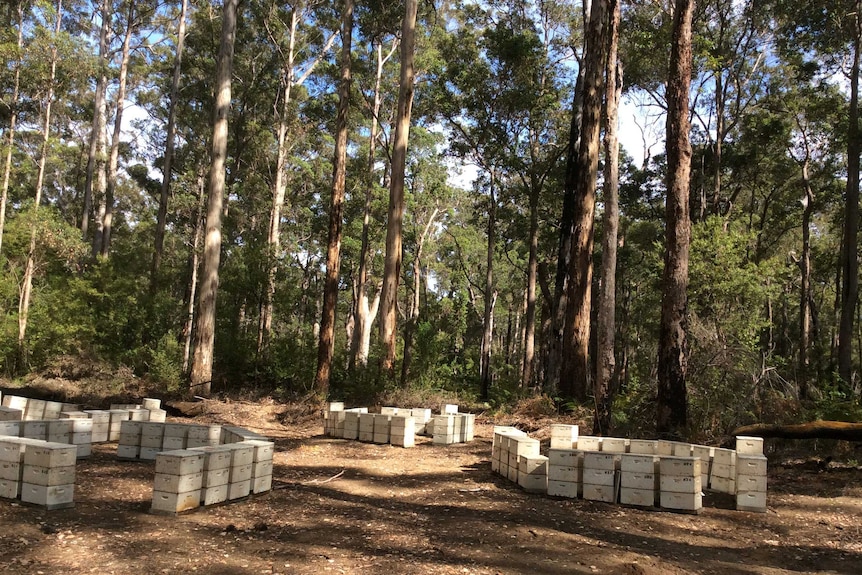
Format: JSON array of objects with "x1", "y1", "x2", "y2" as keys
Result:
[
  {"x1": 380, "y1": 0, "x2": 418, "y2": 375},
  {"x1": 657, "y1": 0, "x2": 694, "y2": 436},
  {"x1": 182, "y1": 173, "x2": 206, "y2": 374},
  {"x1": 189, "y1": 0, "x2": 238, "y2": 397},
  {"x1": 799, "y1": 155, "x2": 814, "y2": 400},
  {"x1": 350, "y1": 38, "x2": 397, "y2": 371},
  {"x1": 314, "y1": 0, "x2": 354, "y2": 397},
  {"x1": 0, "y1": 0, "x2": 24, "y2": 256},
  {"x1": 594, "y1": 0, "x2": 621, "y2": 435},
  {"x1": 100, "y1": 0, "x2": 136, "y2": 257},
  {"x1": 19, "y1": 0, "x2": 63, "y2": 365},
  {"x1": 83, "y1": 0, "x2": 110, "y2": 240},
  {"x1": 560, "y1": 0, "x2": 608, "y2": 402},
  {"x1": 151, "y1": 0, "x2": 189, "y2": 292}
]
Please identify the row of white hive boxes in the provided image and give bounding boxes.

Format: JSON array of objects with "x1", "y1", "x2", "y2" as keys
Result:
[
  {"x1": 0, "y1": 422, "x2": 276, "y2": 512},
  {"x1": 324, "y1": 405, "x2": 475, "y2": 446},
  {"x1": 0, "y1": 437, "x2": 80, "y2": 509},
  {"x1": 493, "y1": 426, "x2": 767, "y2": 513},
  {"x1": 150, "y1": 438, "x2": 275, "y2": 514},
  {"x1": 118, "y1": 421, "x2": 268, "y2": 461},
  {"x1": 0, "y1": 393, "x2": 166, "y2": 423}
]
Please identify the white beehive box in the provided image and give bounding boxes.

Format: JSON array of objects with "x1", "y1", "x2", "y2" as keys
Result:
[
  {"x1": 0, "y1": 406, "x2": 22, "y2": 421},
  {"x1": 343, "y1": 411, "x2": 361, "y2": 440},
  {"x1": 601, "y1": 438, "x2": 628, "y2": 453},
  {"x1": 252, "y1": 473, "x2": 272, "y2": 494},
  {"x1": 228, "y1": 479, "x2": 251, "y2": 500},
  {"x1": 23, "y1": 442, "x2": 77, "y2": 468},
  {"x1": 547, "y1": 479, "x2": 579, "y2": 498},
  {"x1": 620, "y1": 487, "x2": 656, "y2": 507},
  {"x1": 202, "y1": 483, "x2": 228, "y2": 505},
  {"x1": 154, "y1": 471, "x2": 203, "y2": 494},
  {"x1": 549, "y1": 424, "x2": 579, "y2": 449},
  {"x1": 155, "y1": 450, "x2": 205, "y2": 476},
  {"x1": 735, "y1": 436, "x2": 764, "y2": 455},
  {"x1": 20, "y1": 482, "x2": 74, "y2": 510},
  {"x1": 151, "y1": 489, "x2": 200, "y2": 514},
  {"x1": 141, "y1": 398, "x2": 162, "y2": 411},
  {"x1": 390, "y1": 416, "x2": 415, "y2": 448},
  {"x1": 22, "y1": 465, "x2": 75, "y2": 486},
  {"x1": 0, "y1": 477, "x2": 19, "y2": 499},
  {"x1": 627, "y1": 439, "x2": 657, "y2": 454},
  {"x1": 576, "y1": 435, "x2": 602, "y2": 451},
  {"x1": 0, "y1": 421, "x2": 21, "y2": 436}
]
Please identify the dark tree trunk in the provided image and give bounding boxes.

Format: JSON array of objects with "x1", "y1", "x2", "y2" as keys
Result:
[{"x1": 656, "y1": 0, "x2": 694, "y2": 437}]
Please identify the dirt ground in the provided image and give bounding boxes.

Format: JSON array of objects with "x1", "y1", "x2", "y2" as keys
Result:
[{"x1": 1, "y1": 398, "x2": 860, "y2": 575}]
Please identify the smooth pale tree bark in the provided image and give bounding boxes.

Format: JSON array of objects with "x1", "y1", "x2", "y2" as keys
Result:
[
  {"x1": 380, "y1": 0, "x2": 418, "y2": 375},
  {"x1": 259, "y1": 12, "x2": 337, "y2": 352},
  {"x1": 189, "y1": 0, "x2": 238, "y2": 397},
  {"x1": 657, "y1": 0, "x2": 694, "y2": 437},
  {"x1": 19, "y1": 0, "x2": 63, "y2": 361},
  {"x1": 83, "y1": 0, "x2": 110, "y2": 240},
  {"x1": 350, "y1": 38, "x2": 397, "y2": 371},
  {"x1": 560, "y1": 0, "x2": 608, "y2": 402},
  {"x1": 594, "y1": 0, "x2": 621, "y2": 435},
  {"x1": 151, "y1": 0, "x2": 189, "y2": 292},
  {"x1": 0, "y1": 0, "x2": 24, "y2": 256},
  {"x1": 480, "y1": 177, "x2": 498, "y2": 401},
  {"x1": 314, "y1": 0, "x2": 354, "y2": 397},
  {"x1": 839, "y1": 3, "x2": 861, "y2": 388},
  {"x1": 799, "y1": 156, "x2": 814, "y2": 399},
  {"x1": 100, "y1": 0, "x2": 136, "y2": 257},
  {"x1": 400, "y1": 206, "x2": 439, "y2": 388},
  {"x1": 182, "y1": 174, "x2": 206, "y2": 374},
  {"x1": 521, "y1": 170, "x2": 540, "y2": 389}
]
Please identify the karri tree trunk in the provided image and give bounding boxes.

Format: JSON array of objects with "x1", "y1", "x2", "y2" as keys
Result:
[
  {"x1": 594, "y1": 0, "x2": 621, "y2": 435},
  {"x1": 800, "y1": 155, "x2": 814, "y2": 399},
  {"x1": 189, "y1": 0, "x2": 238, "y2": 397},
  {"x1": 0, "y1": 0, "x2": 24, "y2": 256},
  {"x1": 521, "y1": 170, "x2": 540, "y2": 389},
  {"x1": 380, "y1": 0, "x2": 418, "y2": 375},
  {"x1": 545, "y1": 61, "x2": 585, "y2": 396},
  {"x1": 182, "y1": 174, "x2": 206, "y2": 374},
  {"x1": 839, "y1": 3, "x2": 861, "y2": 389},
  {"x1": 314, "y1": 0, "x2": 354, "y2": 398},
  {"x1": 83, "y1": 0, "x2": 110, "y2": 240},
  {"x1": 19, "y1": 0, "x2": 63, "y2": 364},
  {"x1": 100, "y1": 0, "x2": 136, "y2": 258},
  {"x1": 350, "y1": 38, "x2": 397, "y2": 372},
  {"x1": 657, "y1": 0, "x2": 694, "y2": 437},
  {"x1": 151, "y1": 0, "x2": 189, "y2": 292},
  {"x1": 480, "y1": 179, "x2": 498, "y2": 401},
  {"x1": 560, "y1": 0, "x2": 608, "y2": 402}
]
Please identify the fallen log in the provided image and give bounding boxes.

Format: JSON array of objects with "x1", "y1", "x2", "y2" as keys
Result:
[{"x1": 731, "y1": 420, "x2": 862, "y2": 441}]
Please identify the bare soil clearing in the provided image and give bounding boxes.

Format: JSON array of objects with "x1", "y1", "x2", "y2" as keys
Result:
[{"x1": 0, "y1": 397, "x2": 860, "y2": 575}]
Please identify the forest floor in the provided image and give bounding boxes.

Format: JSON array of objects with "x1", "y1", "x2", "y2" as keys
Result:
[{"x1": 1, "y1": 380, "x2": 861, "y2": 574}]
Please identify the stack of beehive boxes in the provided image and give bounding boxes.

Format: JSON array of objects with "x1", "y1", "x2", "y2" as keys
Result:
[
  {"x1": 735, "y1": 436, "x2": 767, "y2": 512},
  {"x1": 226, "y1": 442, "x2": 254, "y2": 500},
  {"x1": 70, "y1": 418, "x2": 93, "y2": 458},
  {"x1": 117, "y1": 420, "x2": 142, "y2": 459},
  {"x1": 140, "y1": 421, "x2": 166, "y2": 460},
  {"x1": 83, "y1": 410, "x2": 110, "y2": 443},
  {"x1": 19, "y1": 440, "x2": 78, "y2": 509},
  {"x1": 196, "y1": 445, "x2": 232, "y2": 505},
  {"x1": 342, "y1": 410, "x2": 361, "y2": 440},
  {"x1": 2, "y1": 395, "x2": 27, "y2": 419},
  {"x1": 619, "y1": 453, "x2": 658, "y2": 507},
  {"x1": 244, "y1": 439, "x2": 275, "y2": 494},
  {"x1": 410, "y1": 408, "x2": 431, "y2": 435},
  {"x1": 547, "y1": 447, "x2": 581, "y2": 498},
  {"x1": 582, "y1": 451, "x2": 618, "y2": 503},
  {"x1": 358, "y1": 413, "x2": 374, "y2": 442},
  {"x1": 323, "y1": 402, "x2": 345, "y2": 437},
  {"x1": 518, "y1": 453, "x2": 548, "y2": 493},
  {"x1": 107, "y1": 409, "x2": 130, "y2": 441},
  {"x1": 151, "y1": 449, "x2": 205, "y2": 514},
  {"x1": 709, "y1": 447, "x2": 736, "y2": 493},
  {"x1": 431, "y1": 413, "x2": 475, "y2": 445},
  {"x1": 692, "y1": 445, "x2": 713, "y2": 490},
  {"x1": 0, "y1": 437, "x2": 31, "y2": 500},
  {"x1": 491, "y1": 427, "x2": 540, "y2": 486},
  {"x1": 373, "y1": 413, "x2": 391, "y2": 444},
  {"x1": 162, "y1": 423, "x2": 188, "y2": 451},
  {"x1": 23, "y1": 398, "x2": 45, "y2": 420},
  {"x1": 390, "y1": 415, "x2": 415, "y2": 447},
  {"x1": 659, "y1": 455, "x2": 702, "y2": 513}
]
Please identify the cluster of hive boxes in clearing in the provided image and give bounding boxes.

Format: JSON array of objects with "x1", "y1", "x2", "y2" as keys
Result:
[
  {"x1": 494, "y1": 424, "x2": 767, "y2": 513},
  {"x1": 324, "y1": 403, "x2": 475, "y2": 447}
]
